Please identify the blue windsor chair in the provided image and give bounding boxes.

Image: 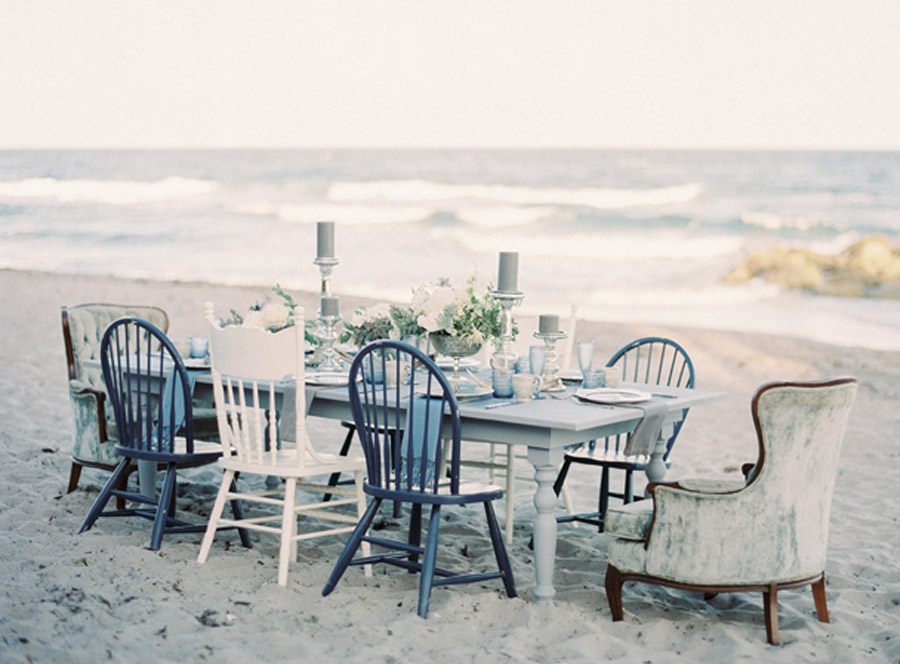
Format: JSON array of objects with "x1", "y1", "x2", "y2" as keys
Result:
[
  {"x1": 322, "y1": 340, "x2": 517, "y2": 618},
  {"x1": 553, "y1": 336, "x2": 696, "y2": 530},
  {"x1": 78, "y1": 317, "x2": 249, "y2": 551}
]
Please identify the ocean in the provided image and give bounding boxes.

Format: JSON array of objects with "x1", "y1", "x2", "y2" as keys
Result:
[{"x1": 1, "y1": 149, "x2": 898, "y2": 350}]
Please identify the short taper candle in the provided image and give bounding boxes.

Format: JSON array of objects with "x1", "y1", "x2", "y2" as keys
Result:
[
  {"x1": 538, "y1": 314, "x2": 559, "y2": 334},
  {"x1": 317, "y1": 221, "x2": 335, "y2": 258},
  {"x1": 497, "y1": 251, "x2": 519, "y2": 292},
  {"x1": 320, "y1": 296, "x2": 340, "y2": 317}
]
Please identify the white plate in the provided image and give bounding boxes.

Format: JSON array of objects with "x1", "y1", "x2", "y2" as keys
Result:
[
  {"x1": 559, "y1": 370, "x2": 583, "y2": 382},
  {"x1": 435, "y1": 357, "x2": 482, "y2": 370},
  {"x1": 306, "y1": 373, "x2": 350, "y2": 387},
  {"x1": 575, "y1": 388, "x2": 651, "y2": 404},
  {"x1": 415, "y1": 383, "x2": 493, "y2": 400},
  {"x1": 183, "y1": 358, "x2": 210, "y2": 369}
]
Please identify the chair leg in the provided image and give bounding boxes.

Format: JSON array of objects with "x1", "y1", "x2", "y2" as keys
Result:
[
  {"x1": 552, "y1": 458, "x2": 571, "y2": 497},
  {"x1": 417, "y1": 505, "x2": 442, "y2": 618},
  {"x1": 324, "y1": 426, "x2": 356, "y2": 502},
  {"x1": 408, "y1": 502, "x2": 423, "y2": 569},
  {"x1": 67, "y1": 461, "x2": 83, "y2": 494},
  {"x1": 352, "y1": 470, "x2": 371, "y2": 576},
  {"x1": 149, "y1": 463, "x2": 177, "y2": 551},
  {"x1": 763, "y1": 584, "x2": 780, "y2": 645},
  {"x1": 79, "y1": 458, "x2": 129, "y2": 533},
  {"x1": 484, "y1": 501, "x2": 517, "y2": 598},
  {"x1": 598, "y1": 467, "x2": 610, "y2": 532},
  {"x1": 605, "y1": 564, "x2": 624, "y2": 621},
  {"x1": 811, "y1": 576, "x2": 830, "y2": 623},
  {"x1": 322, "y1": 498, "x2": 382, "y2": 596},
  {"x1": 229, "y1": 472, "x2": 251, "y2": 548},
  {"x1": 114, "y1": 465, "x2": 130, "y2": 510},
  {"x1": 278, "y1": 478, "x2": 297, "y2": 586},
  {"x1": 198, "y1": 469, "x2": 234, "y2": 564},
  {"x1": 504, "y1": 446, "x2": 515, "y2": 545},
  {"x1": 623, "y1": 469, "x2": 634, "y2": 504}
]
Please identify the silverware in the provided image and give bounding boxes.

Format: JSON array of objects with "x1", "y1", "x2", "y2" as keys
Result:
[
  {"x1": 651, "y1": 393, "x2": 677, "y2": 399},
  {"x1": 465, "y1": 368, "x2": 491, "y2": 388},
  {"x1": 483, "y1": 400, "x2": 521, "y2": 410}
]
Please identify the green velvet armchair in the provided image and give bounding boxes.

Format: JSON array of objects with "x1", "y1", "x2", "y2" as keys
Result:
[
  {"x1": 62, "y1": 303, "x2": 170, "y2": 500},
  {"x1": 603, "y1": 378, "x2": 857, "y2": 645}
]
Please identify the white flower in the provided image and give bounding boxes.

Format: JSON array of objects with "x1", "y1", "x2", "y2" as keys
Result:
[
  {"x1": 260, "y1": 301, "x2": 291, "y2": 330},
  {"x1": 416, "y1": 286, "x2": 458, "y2": 333},
  {"x1": 242, "y1": 309, "x2": 265, "y2": 329}
]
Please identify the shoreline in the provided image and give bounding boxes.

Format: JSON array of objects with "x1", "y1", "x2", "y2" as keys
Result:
[{"x1": 1, "y1": 267, "x2": 897, "y2": 663}]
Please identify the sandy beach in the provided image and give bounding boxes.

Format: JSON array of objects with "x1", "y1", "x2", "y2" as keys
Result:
[{"x1": 1, "y1": 267, "x2": 898, "y2": 663}]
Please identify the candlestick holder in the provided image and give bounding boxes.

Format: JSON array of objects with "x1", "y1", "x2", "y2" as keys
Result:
[
  {"x1": 313, "y1": 256, "x2": 340, "y2": 296},
  {"x1": 315, "y1": 314, "x2": 343, "y2": 372},
  {"x1": 489, "y1": 289, "x2": 524, "y2": 373},
  {"x1": 533, "y1": 329, "x2": 567, "y2": 392}
]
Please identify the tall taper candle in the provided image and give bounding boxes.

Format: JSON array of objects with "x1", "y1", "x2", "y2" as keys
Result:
[
  {"x1": 317, "y1": 221, "x2": 335, "y2": 258},
  {"x1": 321, "y1": 296, "x2": 340, "y2": 317},
  {"x1": 497, "y1": 251, "x2": 519, "y2": 292},
  {"x1": 538, "y1": 314, "x2": 559, "y2": 334}
]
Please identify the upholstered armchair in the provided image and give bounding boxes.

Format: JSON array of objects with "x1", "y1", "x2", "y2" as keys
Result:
[
  {"x1": 62, "y1": 304, "x2": 169, "y2": 498},
  {"x1": 603, "y1": 378, "x2": 857, "y2": 645}
]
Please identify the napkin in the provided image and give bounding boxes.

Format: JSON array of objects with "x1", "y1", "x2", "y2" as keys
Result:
[{"x1": 622, "y1": 399, "x2": 668, "y2": 457}]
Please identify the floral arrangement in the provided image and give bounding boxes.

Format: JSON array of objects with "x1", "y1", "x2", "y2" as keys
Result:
[
  {"x1": 221, "y1": 285, "x2": 319, "y2": 344},
  {"x1": 342, "y1": 303, "x2": 427, "y2": 347},
  {"x1": 411, "y1": 276, "x2": 503, "y2": 345}
]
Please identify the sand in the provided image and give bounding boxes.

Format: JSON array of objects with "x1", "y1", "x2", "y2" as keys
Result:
[{"x1": 0, "y1": 268, "x2": 898, "y2": 663}]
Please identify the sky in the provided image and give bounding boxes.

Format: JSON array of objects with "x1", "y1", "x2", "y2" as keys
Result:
[{"x1": 1, "y1": 0, "x2": 899, "y2": 150}]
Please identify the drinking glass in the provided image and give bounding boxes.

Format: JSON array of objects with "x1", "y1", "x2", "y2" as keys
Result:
[
  {"x1": 529, "y1": 345, "x2": 546, "y2": 377},
  {"x1": 577, "y1": 341, "x2": 594, "y2": 379}
]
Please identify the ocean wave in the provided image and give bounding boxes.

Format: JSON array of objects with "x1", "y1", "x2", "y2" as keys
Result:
[
  {"x1": 328, "y1": 179, "x2": 704, "y2": 210},
  {"x1": 0, "y1": 177, "x2": 219, "y2": 205},
  {"x1": 434, "y1": 227, "x2": 744, "y2": 262},
  {"x1": 234, "y1": 202, "x2": 438, "y2": 225},
  {"x1": 738, "y1": 211, "x2": 840, "y2": 232}
]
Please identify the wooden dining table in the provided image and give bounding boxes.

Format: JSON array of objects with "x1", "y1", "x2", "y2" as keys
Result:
[{"x1": 305, "y1": 380, "x2": 726, "y2": 604}]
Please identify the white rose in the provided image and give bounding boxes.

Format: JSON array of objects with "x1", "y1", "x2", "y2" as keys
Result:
[
  {"x1": 261, "y1": 301, "x2": 291, "y2": 330},
  {"x1": 242, "y1": 309, "x2": 265, "y2": 329}
]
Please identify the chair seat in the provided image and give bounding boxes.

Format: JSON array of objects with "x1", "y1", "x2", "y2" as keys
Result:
[
  {"x1": 219, "y1": 448, "x2": 366, "y2": 477},
  {"x1": 366, "y1": 480, "x2": 504, "y2": 505},
  {"x1": 605, "y1": 500, "x2": 655, "y2": 541},
  {"x1": 564, "y1": 445, "x2": 659, "y2": 470},
  {"x1": 116, "y1": 438, "x2": 223, "y2": 464}
]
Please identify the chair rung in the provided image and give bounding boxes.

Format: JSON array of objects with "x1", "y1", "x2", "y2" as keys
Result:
[
  {"x1": 216, "y1": 518, "x2": 280, "y2": 534},
  {"x1": 557, "y1": 513, "x2": 604, "y2": 527},
  {"x1": 292, "y1": 525, "x2": 355, "y2": 541},
  {"x1": 164, "y1": 524, "x2": 207, "y2": 534},
  {"x1": 294, "y1": 498, "x2": 357, "y2": 512},
  {"x1": 225, "y1": 513, "x2": 283, "y2": 525},
  {"x1": 362, "y1": 535, "x2": 424, "y2": 555},
  {"x1": 110, "y1": 490, "x2": 158, "y2": 506},
  {"x1": 433, "y1": 571, "x2": 502, "y2": 587},
  {"x1": 227, "y1": 491, "x2": 284, "y2": 506},
  {"x1": 299, "y1": 482, "x2": 356, "y2": 495},
  {"x1": 349, "y1": 551, "x2": 409, "y2": 566},
  {"x1": 295, "y1": 509, "x2": 359, "y2": 524}
]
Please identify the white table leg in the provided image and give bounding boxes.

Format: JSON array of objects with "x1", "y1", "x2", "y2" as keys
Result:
[
  {"x1": 527, "y1": 446, "x2": 563, "y2": 604},
  {"x1": 138, "y1": 459, "x2": 157, "y2": 497},
  {"x1": 643, "y1": 423, "x2": 674, "y2": 496}
]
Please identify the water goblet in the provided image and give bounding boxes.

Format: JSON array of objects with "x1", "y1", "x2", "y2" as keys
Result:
[
  {"x1": 529, "y1": 345, "x2": 546, "y2": 378},
  {"x1": 577, "y1": 341, "x2": 594, "y2": 380}
]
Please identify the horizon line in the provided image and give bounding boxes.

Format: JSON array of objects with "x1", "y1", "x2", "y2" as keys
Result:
[{"x1": 2, "y1": 145, "x2": 900, "y2": 153}]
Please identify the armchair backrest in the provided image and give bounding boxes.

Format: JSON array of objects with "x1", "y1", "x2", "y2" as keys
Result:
[
  {"x1": 205, "y1": 303, "x2": 312, "y2": 470},
  {"x1": 63, "y1": 303, "x2": 169, "y2": 391},
  {"x1": 348, "y1": 340, "x2": 461, "y2": 496},
  {"x1": 750, "y1": 378, "x2": 857, "y2": 559}
]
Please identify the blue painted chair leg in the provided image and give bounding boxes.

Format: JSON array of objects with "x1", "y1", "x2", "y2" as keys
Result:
[
  {"x1": 79, "y1": 457, "x2": 130, "y2": 533},
  {"x1": 322, "y1": 498, "x2": 382, "y2": 596},
  {"x1": 484, "y1": 501, "x2": 517, "y2": 598},
  {"x1": 149, "y1": 463, "x2": 177, "y2": 551},
  {"x1": 408, "y1": 503, "x2": 422, "y2": 570},
  {"x1": 229, "y1": 474, "x2": 251, "y2": 548},
  {"x1": 598, "y1": 467, "x2": 610, "y2": 532},
  {"x1": 553, "y1": 458, "x2": 572, "y2": 496},
  {"x1": 416, "y1": 505, "x2": 442, "y2": 618}
]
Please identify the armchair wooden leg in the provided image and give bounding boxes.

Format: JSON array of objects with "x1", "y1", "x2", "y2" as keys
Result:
[
  {"x1": 704, "y1": 592, "x2": 718, "y2": 601},
  {"x1": 763, "y1": 584, "x2": 780, "y2": 645},
  {"x1": 605, "y1": 565, "x2": 624, "y2": 621},
  {"x1": 67, "y1": 461, "x2": 83, "y2": 494},
  {"x1": 811, "y1": 576, "x2": 830, "y2": 623}
]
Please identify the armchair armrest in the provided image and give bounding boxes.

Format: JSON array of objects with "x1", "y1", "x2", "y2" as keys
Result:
[
  {"x1": 649, "y1": 478, "x2": 746, "y2": 495},
  {"x1": 69, "y1": 379, "x2": 108, "y2": 442}
]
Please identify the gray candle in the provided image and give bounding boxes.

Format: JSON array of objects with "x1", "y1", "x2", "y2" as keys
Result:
[
  {"x1": 320, "y1": 296, "x2": 340, "y2": 317},
  {"x1": 317, "y1": 221, "x2": 335, "y2": 259},
  {"x1": 497, "y1": 251, "x2": 519, "y2": 292},
  {"x1": 538, "y1": 314, "x2": 559, "y2": 334}
]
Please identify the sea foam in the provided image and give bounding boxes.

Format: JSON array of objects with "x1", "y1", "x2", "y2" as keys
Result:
[
  {"x1": 0, "y1": 177, "x2": 218, "y2": 205},
  {"x1": 328, "y1": 179, "x2": 703, "y2": 209}
]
